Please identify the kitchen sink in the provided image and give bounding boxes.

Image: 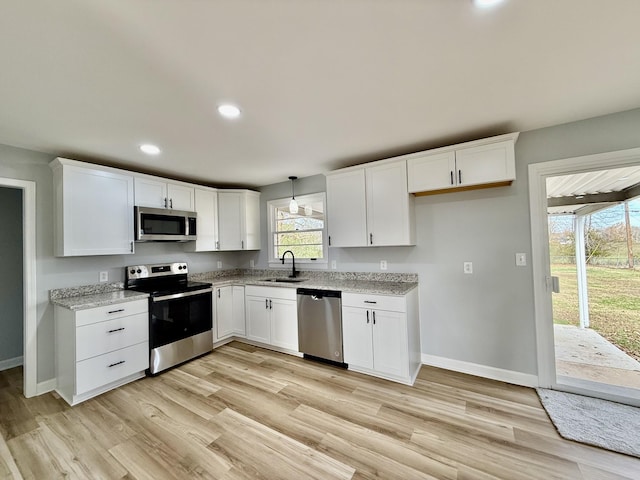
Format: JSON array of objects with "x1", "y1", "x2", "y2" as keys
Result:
[{"x1": 261, "y1": 277, "x2": 306, "y2": 283}]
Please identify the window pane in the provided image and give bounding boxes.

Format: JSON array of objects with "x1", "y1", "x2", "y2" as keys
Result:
[
  {"x1": 274, "y1": 231, "x2": 324, "y2": 259},
  {"x1": 275, "y1": 211, "x2": 324, "y2": 231}
]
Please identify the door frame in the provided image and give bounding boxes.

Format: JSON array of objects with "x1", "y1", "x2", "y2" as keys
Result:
[
  {"x1": 0, "y1": 177, "x2": 37, "y2": 398},
  {"x1": 529, "y1": 147, "x2": 640, "y2": 405}
]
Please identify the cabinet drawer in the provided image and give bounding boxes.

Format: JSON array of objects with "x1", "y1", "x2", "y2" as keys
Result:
[
  {"x1": 245, "y1": 285, "x2": 296, "y2": 301},
  {"x1": 342, "y1": 292, "x2": 406, "y2": 312},
  {"x1": 75, "y1": 298, "x2": 148, "y2": 327},
  {"x1": 76, "y1": 342, "x2": 149, "y2": 395},
  {"x1": 75, "y1": 312, "x2": 149, "y2": 361}
]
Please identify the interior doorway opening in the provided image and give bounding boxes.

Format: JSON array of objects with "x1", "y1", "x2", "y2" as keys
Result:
[{"x1": 0, "y1": 177, "x2": 36, "y2": 398}]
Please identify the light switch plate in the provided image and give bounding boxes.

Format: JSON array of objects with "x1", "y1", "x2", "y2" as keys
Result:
[
  {"x1": 99, "y1": 271, "x2": 108, "y2": 282},
  {"x1": 380, "y1": 260, "x2": 388, "y2": 270},
  {"x1": 463, "y1": 262, "x2": 473, "y2": 274},
  {"x1": 331, "y1": 260, "x2": 337, "y2": 269},
  {"x1": 516, "y1": 253, "x2": 527, "y2": 266},
  {"x1": 217, "y1": 260, "x2": 222, "y2": 269},
  {"x1": 249, "y1": 259, "x2": 255, "y2": 268}
]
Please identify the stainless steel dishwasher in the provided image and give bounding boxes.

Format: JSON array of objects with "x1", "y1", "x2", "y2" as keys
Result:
[{"x1": 297, "y1": 288, "x2": 344, "y2": 364}]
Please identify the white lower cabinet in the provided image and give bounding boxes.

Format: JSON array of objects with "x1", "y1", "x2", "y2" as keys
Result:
[
  {"x1": 55, "y1": 298, "x2": 149, "y2": 406},
  {"x1": 214, "y1": 285, "x2": 245, "y2": 341},
  {"x1": 342, "y1": 289, "x2": 420, "y2": 385},
  {"x1": 245, "y1": 286, "x2": 298, "y2": 352}
]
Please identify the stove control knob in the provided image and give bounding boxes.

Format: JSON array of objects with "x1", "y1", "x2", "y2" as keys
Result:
[
  {"x1": 129, "y1": 269, "x2": 135, "y2": 274},
  {"x1": 137, "y1": 269, "x2": 142, "y2": 274}
]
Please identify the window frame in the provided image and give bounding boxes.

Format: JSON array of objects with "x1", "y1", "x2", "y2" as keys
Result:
[{"x1": 267, "y1": 192, "x2": 328, "y2": 267}]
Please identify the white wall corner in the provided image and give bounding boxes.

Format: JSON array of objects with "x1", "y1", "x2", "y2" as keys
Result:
[
  {"x1": 421, "y1": 354, "x2": 539, "y2": 388},
  {"x1": 36, "y1": 378, "x2": 57, "y2": 396}
]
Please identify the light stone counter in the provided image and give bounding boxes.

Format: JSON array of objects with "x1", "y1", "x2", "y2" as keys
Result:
[
  {"x1": 50, "y1": 269, "x2": 417, "y2": 311},
  {"x1": 50, "y1": 283, "x2": 149, "y2": 311}
]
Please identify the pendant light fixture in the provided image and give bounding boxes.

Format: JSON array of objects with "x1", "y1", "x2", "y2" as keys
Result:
[{"x1": 288, "y1": 176, "x2": 299, "y2": 214}]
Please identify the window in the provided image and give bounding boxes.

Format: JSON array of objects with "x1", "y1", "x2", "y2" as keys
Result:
[{"x1": 268, "y1": 192, "x2": 327, "y2": 264}]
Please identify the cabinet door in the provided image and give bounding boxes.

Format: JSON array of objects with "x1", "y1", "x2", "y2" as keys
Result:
[
  {"x1": 232, "y1": 286, "x2": 246, "y2": 336},
  {"x1": 454, "y1": 140, "x2": 516, "y2": 187},
  {"x1": 188, "y1": 188, "x2": 218, "y2": 252},
  {"x1": 342, "y1": 306, "x2": 374, "y2": 369},
  {"x1": 134, "y1": 177, "x2": 167, "y2": 208},
  {"x1": 244, "y1": 192, "x2": 261, "y2": 250},
  {"x1": 216, "y1": 286, "x2": 234, "y2": 340},
  {"x1": 59, "y1": 166, "x2": 135, "y2": 256},
  {"x1": 245, "y1": 296, "x2": 271, "y2": 344},
  {"x1": 372, "y1": 309, "x2": 408, "y2": 379},
  {"x1": 326, "y1": 169, "x2": 368, "y2": 247},
  {"x1": 218, "y1": 192, "x2": 243, "y2": 250},
  {"x1": 270, "y1": 298, "x2": 298, "y2": 351},
  {"x1": 167, "y1": 183, "x2": 195, "y2": 211},
  {"x1": 366, "y1": 161, "x2": 413, "y2": 246},
  {"x1": 407, "y1": 151, "x2": 456, "y2": 193}
]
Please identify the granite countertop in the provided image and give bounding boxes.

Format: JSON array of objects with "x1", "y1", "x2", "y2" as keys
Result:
[
  {"x1": 194, "y1": 271, "x2": 418, "y2": 296},
  {"x1": 50, "y1": 284, "x2": 149, "y2": 311},
  {"x1": 50, "y1": 270, "x2": 417, "y2": 310}
]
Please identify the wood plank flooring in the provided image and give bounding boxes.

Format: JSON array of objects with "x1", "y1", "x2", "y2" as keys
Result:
[{"x1": 1, "y1": 341, "x2": 639, "y2": 479}]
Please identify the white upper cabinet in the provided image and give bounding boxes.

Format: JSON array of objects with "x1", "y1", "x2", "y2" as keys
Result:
[
  {"x1": 186, "y1": 187, "x2": 219, "y2": 252},
  {"x1": 134, "y1": 176, "x2": 195, "y2": 211},
  {"x1": 407, "y1": 133, "x2": 519, "y2": 194},
  {"x1": 366, "y1": 161, "x2": 414, "y2": 247},
  {"x1": 217, "y1": 190, "x2": 261, "y2": 251},
  {"x1": 326, "y1": 160, "x2": 415, "y2": 247},
  {"x1": 50, "y1": 158, "x2": 135, "y2": 256},
  {"x1": 325, "y1": 169, "x2": 367, "y2": 247}
]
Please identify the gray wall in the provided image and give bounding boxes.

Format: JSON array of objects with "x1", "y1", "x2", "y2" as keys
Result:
[
  {"x1": 258, "y1": 107, "x2": 640, "y2": 376},
  {"x1": 0, "y1": 144, "x2": 243, "y2": 383},
  {"x1": 0, "y1": 187, "x2": 23, "y2": 363}
]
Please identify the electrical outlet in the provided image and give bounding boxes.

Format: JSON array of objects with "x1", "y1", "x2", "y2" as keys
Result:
[
  {"x1": 99, "y1": 271, "x2": 108, "y2": 282},
  {"x1": 516, "y1": 253, "x2": 527, "y2": 266},
  {"x1": 249, "y1": 259, "x2": 255, "y2": 268},
  {"x1": 217, "y1": 260, "x2": 222, "y2": 269},
  {"x1": 380, "y1": 260, "x2": 388, "y2": 271},
  {"x1": 463, "y1": 262, "x2": 473, "y2": 274},
  {"x1": 331, "y1": 260, "x2": 337, "y2": 270}
]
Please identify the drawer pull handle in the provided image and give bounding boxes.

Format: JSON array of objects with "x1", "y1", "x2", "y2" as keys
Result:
[
  {"x1": 108, "y1": 360, "x2": 125, "y2": 368},
  {"x1": 107, "y1": 327, "x2": 125, "y2": 333},
  {"x1": 108, "y1": 308, "x2": 125, "y2": 314},
  {"x1": 364, "y1": 301, "x2": 377, "y2": 304}
]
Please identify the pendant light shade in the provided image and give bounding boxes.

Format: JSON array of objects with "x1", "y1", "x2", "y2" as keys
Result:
[{"x1": 288, "y1": 176, "x2": 298, "y2": 214}]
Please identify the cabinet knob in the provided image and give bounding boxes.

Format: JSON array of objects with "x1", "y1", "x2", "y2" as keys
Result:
[
  {"x1": 366, "y1": 310, "x2": 370, "y2": 324},
  {"x1": 450, "y1": 170, "x2": 454, "y2": 185},
  {"x1": 373, "y1": 311, "x2": 376, "y2": 325},
  {"x1": 458, "y1": 169, "x2": 462, "y2": 184},
  {"x1": 170, "y1": 198, "x2": 173, "y2": 209},
  {"x1": 369, "y1": 233, "x2": 373, "y2": 245}
]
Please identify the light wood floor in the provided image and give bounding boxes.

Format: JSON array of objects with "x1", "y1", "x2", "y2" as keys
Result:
[{"x1": 1, "y1": 342, "x2": 639, "y2": 479}]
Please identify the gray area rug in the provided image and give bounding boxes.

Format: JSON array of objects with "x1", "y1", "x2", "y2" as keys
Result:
[{"x1": 537, "y1": 388, "x2": 640, "y2": 458}]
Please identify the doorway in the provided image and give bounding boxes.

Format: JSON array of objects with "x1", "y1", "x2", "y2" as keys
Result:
[
  {"x1": 529, "y1": 148, "x2": 640, "y2": 406},
  {"x1": 0, "y1": 177, "x2": 36, "y2": 398}
]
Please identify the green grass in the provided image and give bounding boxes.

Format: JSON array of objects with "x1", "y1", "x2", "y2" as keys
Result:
[{"x1": 551, "y1": 264, "x2": 640, "y2": 361}]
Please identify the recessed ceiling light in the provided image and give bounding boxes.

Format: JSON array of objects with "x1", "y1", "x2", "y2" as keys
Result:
[
  {"x1": 473, "y1": 0, "x2": 505, "y2": 8},
  {"x1": 218, "y1": 104, "x2": 241, "y2": 119},
  {"x1": 140, "y1": 144, "x2": 161, "y2": 155}
]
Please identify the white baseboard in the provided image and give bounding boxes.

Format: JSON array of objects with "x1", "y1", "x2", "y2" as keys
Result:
[
  {"x1": 36, "y1": 378, "x2": 57, "y2": 395},
  {"x1": 421, "y1": 354, "x2": 539, "y2": 388},
  {"x1": 0, "y1": 356, "x2": 23, "y2": 371}
]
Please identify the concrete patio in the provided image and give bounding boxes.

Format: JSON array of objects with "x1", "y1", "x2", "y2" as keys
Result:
[{"x1": 554, "y1": 324, "x2": 640, "y2": 390}]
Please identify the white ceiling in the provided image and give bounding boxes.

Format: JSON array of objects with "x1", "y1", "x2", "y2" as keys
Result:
[{"x1": 1, "y1": 1, "x2": 640, "y2": 188}]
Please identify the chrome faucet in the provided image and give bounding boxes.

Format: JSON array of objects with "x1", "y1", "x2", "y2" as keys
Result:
[{"x1": 281, "y1": 250, "x2": 297, "y2": 278}]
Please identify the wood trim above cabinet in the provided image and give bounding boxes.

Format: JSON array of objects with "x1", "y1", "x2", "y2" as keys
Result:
[{"x1": 412, "y1": 180, "x2": 513, "y2": 197}]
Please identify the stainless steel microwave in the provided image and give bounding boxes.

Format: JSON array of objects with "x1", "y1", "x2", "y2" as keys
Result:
[{"x1": 135, "y1": 206, "x2": 197, "y2": 242}]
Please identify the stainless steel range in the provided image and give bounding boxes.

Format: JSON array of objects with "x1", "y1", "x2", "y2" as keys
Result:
[{"x1": 125, "y1": 262, "x2": 213, "y2": 374}]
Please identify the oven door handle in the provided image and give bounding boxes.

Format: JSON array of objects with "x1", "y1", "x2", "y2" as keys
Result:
[{"x1": 152, "y1": 288, "x2": 213, "y2": 302}]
